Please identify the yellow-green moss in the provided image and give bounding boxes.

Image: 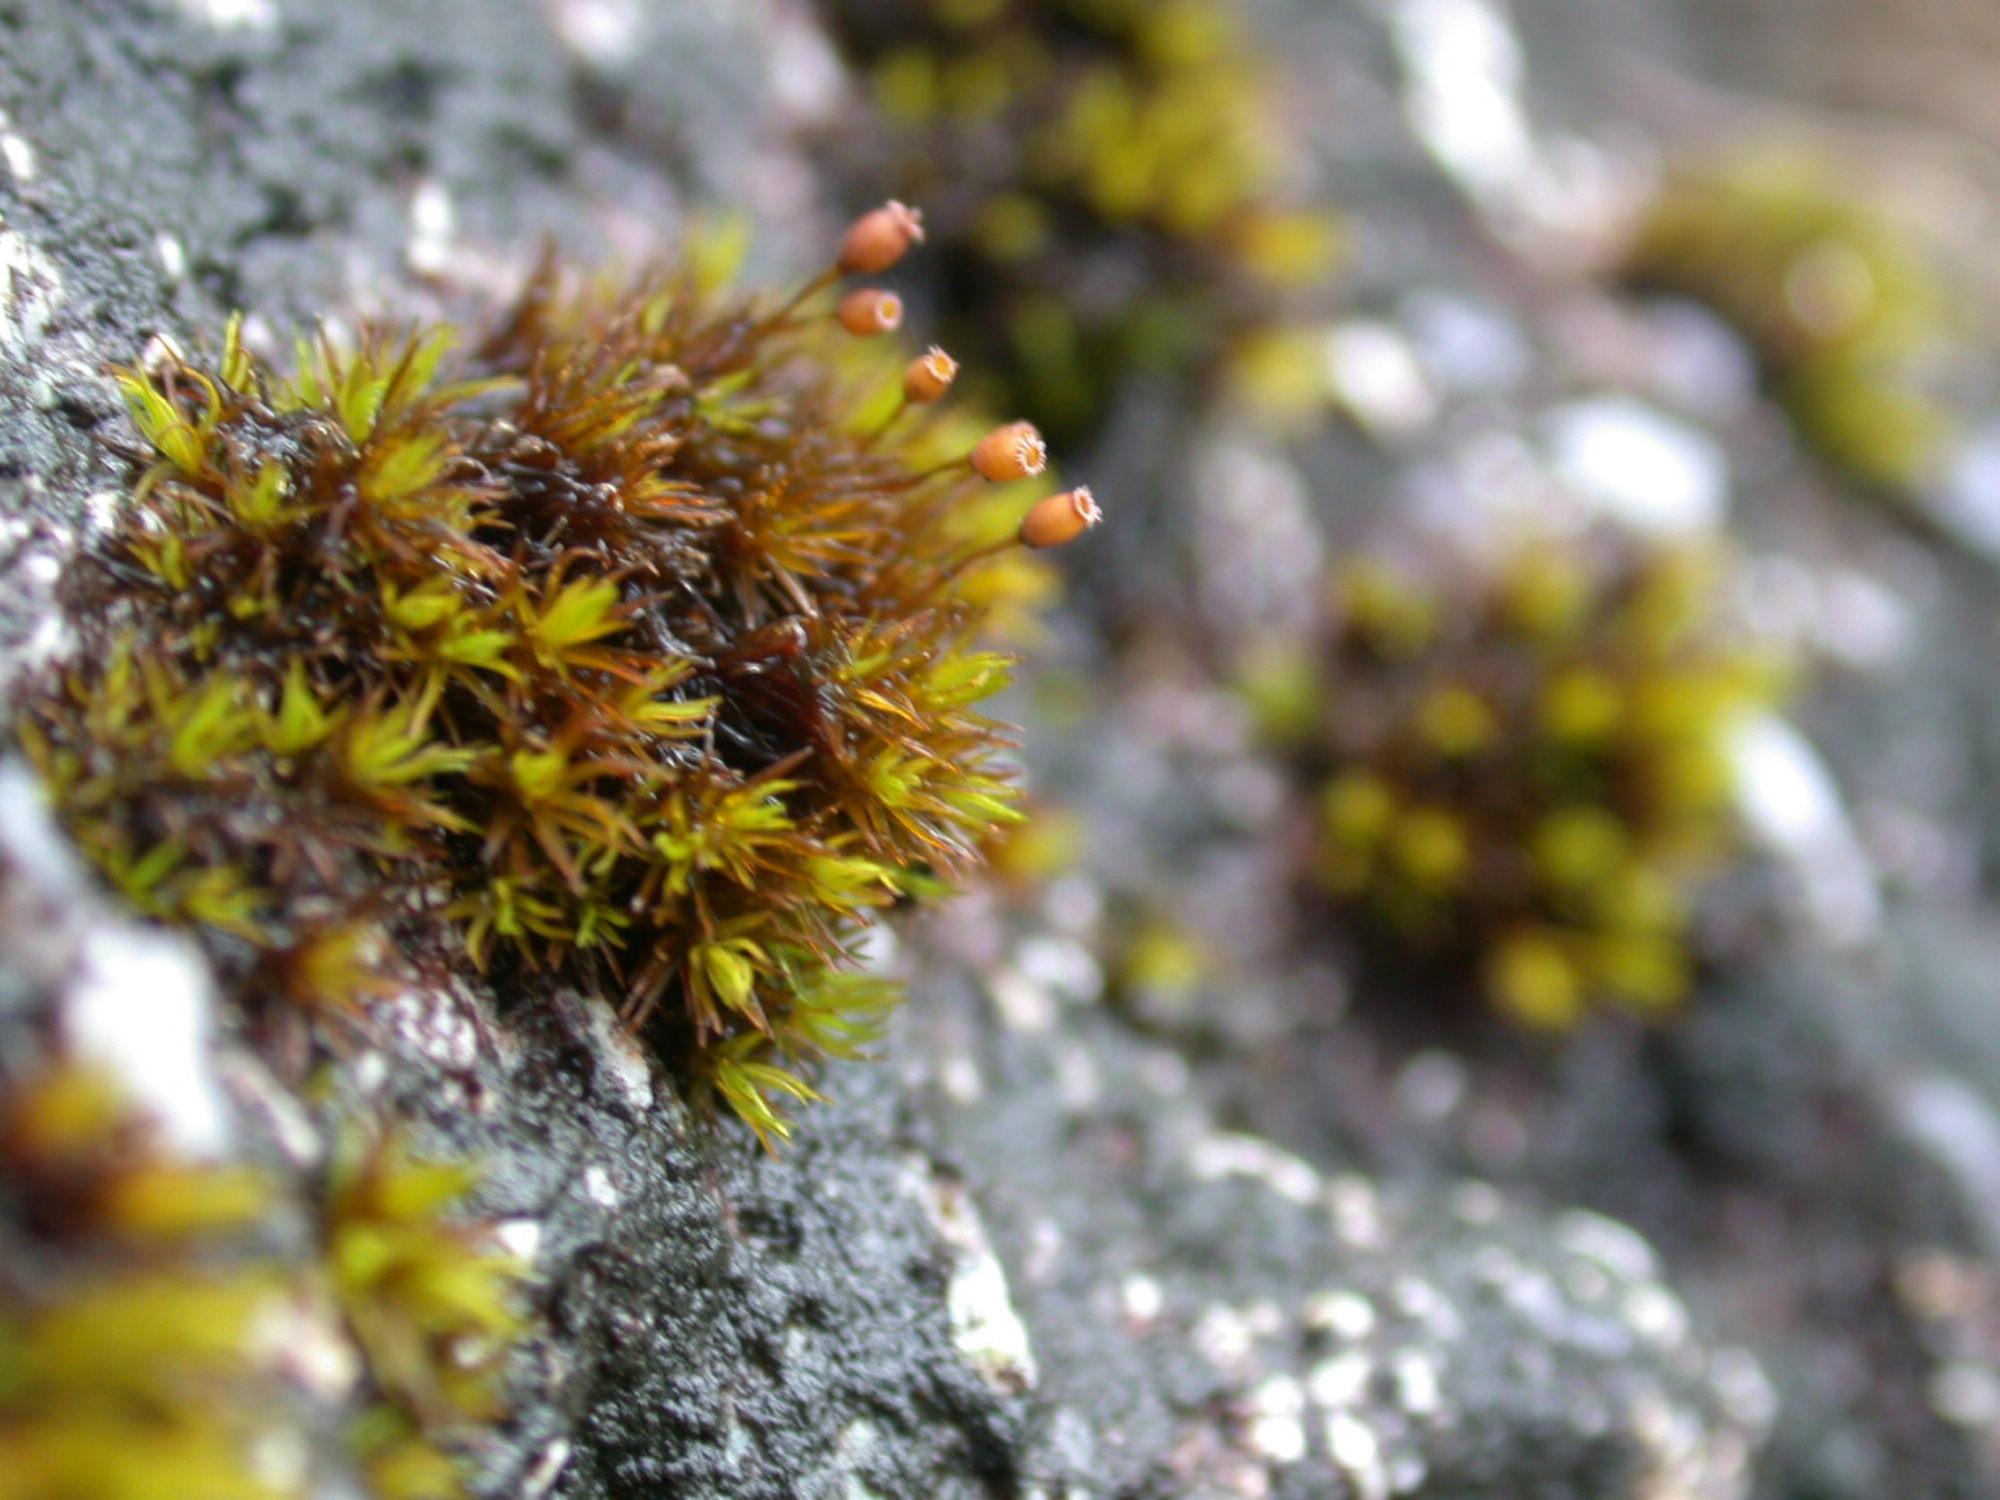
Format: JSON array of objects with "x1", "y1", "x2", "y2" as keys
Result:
[
  {"x1": 0, "y1": 1057, "x2": 537, "y2": 1499},
  {"x1": 15, "y1": 230, "x2": 1068, "y2": 1147},
  {"x1": 0, "y1": 1063, "x2": 295, "y2": 1500},
  {"x1": 1256, "y1": 533, "x2": 1784, "y2": 1027},
  {"x1": 326, "y1": 1135, "x2": 526, "y2": 1498},
  {"x1": 819, "y1": 0, "x2": 1343, "y2": 437},
  {"x1": 1624, "y1": 152, "x2": 1954, "y2": 491}
]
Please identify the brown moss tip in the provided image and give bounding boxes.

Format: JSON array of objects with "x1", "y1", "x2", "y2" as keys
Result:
[
  {"x1": 837, "y1": 287, "x2": 906, "y2": 337},
  {"x1": 837, "y1": 199, "x2": 926, "y2": 275},
  {"x1": 970, "y1": 420, "x2": 1048, "y2": 482},
  {"x1": 903, "y1": 345, "x2": 960, "y2": 404},
  {"x1": 1018, "y1": 486, "x2": 1102, "y2": 550}
]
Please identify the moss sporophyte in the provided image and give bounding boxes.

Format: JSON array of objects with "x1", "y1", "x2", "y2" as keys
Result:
[
  {"x1": 817, "y1": 0, "x2": 1345, "y2": 437},
  {"x1": 14, "y1": 205, "x2": 1101, "y2": 1149}
]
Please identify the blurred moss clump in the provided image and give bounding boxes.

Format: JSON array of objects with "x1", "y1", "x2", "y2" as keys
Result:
[
  {"x1": 0, "y1": 1063, "x2": 295, "y2": 1500},
  {"x1": 1623, "y1": 152, "x2": 1954, "y2": 491},
  {"x1": 817, "y1": 0, "x2": 1344, "y2": 440},
  {"x1": 1252, "y1": 533, "x2": 1784, "y2": 1028},
  {"x1": 328, "y1": 1135, "x2": 527, "y2": 1498}
]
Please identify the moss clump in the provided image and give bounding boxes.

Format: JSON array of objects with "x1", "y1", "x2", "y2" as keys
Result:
[
  {"x1": 327, "y1": 1135, "x2": 526, "y2": 1499},
  {"x1": 817, "y1": 0, "x2": 1342, "y2": 439},
  {"x1": 0, "y1": 1062, "x2": 294, "y2": 1500},
  {"x1": 1623, "y1": 152, "x2": 1953, "y2": 491},
  {"x1": 0, "y1": 1056, "x2": 535, "y2": 1499},
  {"x1": 1254, "y1": 534, "x2": 1783, "y2": 1028},
  {"x1": 16, "y1": 215, "x2": 1093, "y2": 1146}
]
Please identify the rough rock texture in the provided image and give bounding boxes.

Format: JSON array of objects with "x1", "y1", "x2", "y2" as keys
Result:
[{"x1": 4, "y1": 2, "x2": 2000, "y2": 1499}]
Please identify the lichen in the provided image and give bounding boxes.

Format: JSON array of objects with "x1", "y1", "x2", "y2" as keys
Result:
[
  {"x1": 14, "y1": 213, "x2": 1096, "y2": 1147},
  {"x1": 1251, "y1": 531, "x2": 1784, "y2": 1027}
]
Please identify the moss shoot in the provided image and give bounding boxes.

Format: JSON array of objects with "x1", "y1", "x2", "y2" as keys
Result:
[{"x1": 328, "y1": 1134, "x2": 527, "y2": 1499}]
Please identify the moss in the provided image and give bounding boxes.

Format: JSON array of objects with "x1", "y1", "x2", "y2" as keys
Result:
[
  {"x1": 15, "y1": 216, "x2": 1090, "y2": 1148},
  {"x1": 0, "y1": 1053, "x2": 536, "y2": 1499},
  {"x1": 1255, "y1": 532, "x2": 1785, "y2": 1027},
  {"x1": 817, "y1": 0, "x2": 1343, "y2": 439},
  {"x1": 325, "y1": 1133, "x2": 527, "y2": 1498},
  {"x1": 1623, "y1": 151, "x2": 1954, "y2": 492},
  {"x1": 0, "y1": 1062, "x2": 296, "y2": 1500}
]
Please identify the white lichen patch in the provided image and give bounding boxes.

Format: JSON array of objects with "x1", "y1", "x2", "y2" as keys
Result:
[
  {"x1": 1191, "y1": 1303, "x2": 1260, "y2": 1378},
  {"x1": 574, "y1": 993, "x2": 656, "y2": 1112},
  {"x1": 937, "y1": 1051, "x2": 983, "y2": 1103},
  {"x1": 1554, "y1": 1208, "x2": 1661, "y2": 1284},
  {"x1": 520, "y1": 1440, "x2": 573, "y2": 1498},
  {"x1": 1120, "y1": 1272, "x2": 1165, "y2": 1328},
  {"x1": 65, "y1": 925, "x2": 230, "y2": 1155},
  {"x1": 1303, "y1": 1290, "x2": 1377, "y2": 1343},
  {"x1": 1389, "y1": 0, "x2": 1533, "y2": 202},
  {"x1": 406, "y1": 179, "x2": 455, "y2": 276},
  {"x1": 1928, "y1": 1363, "x2": 2000, "y2": 1428},
  {"x1": 582, "y1": 1164, "x2": 620, "y2": 1208},
  {"x1": 0, "y1": 111, "x2": 36, "y2": 183},
  {"x1": 1325, "y1": 320, "x2": 1437, "y2": 438},
  {"x1": 550, "y1": 0, "x2": 642, "y2": 64},
  {"x1": 904, "y1": 1158, "x2": 1038, "y2": 1394},
  {"x1": 1324, "y1": 1410, "x2": 1390, "y2": 1500},
  {"x1": 0, "y1": 223, "x2": 63, "y2": 353},
  {"x1": 1308, "y1": 1350, "x2": 1373, "y2": 1409},
  {"x1": 1016, "y1": 934, "x2": 1103, "y2": 1006},
  {"x1": 1188, "y1": 1133, "x2": 1323, "y2": 1205},
  {"x1": 986, "y1": 964, "x2": 1056, "y2": 1032},
  {"x1": 1247, "y1": 1375, "x2": 1308, "y2": 1464},
  {"x1": 1326, "y1": 1175, "x2": 1388, "y2": 1250},
  {"x1": 1544, "y1": 396, "x2": 1729, "y2": 536},
  {"x1": 494, "y1": 1217, "x2": 542, "y2": 1263},
  {"x1": 154, "y1": 232, "x2": 187, "y2": 283},
  {"x1": 1622, "y1": 1283, "x2": 1691, "y2": 1349},
  {"x1": 176, "y1": 0, "x2": 277, "y2": 29},
  {"x1": 1391, "y1": 1351, "x2": 1443, "y2": 1418},
  {"x1": 1729, "y1": 711, "x2": 1882, "y2": 946}
]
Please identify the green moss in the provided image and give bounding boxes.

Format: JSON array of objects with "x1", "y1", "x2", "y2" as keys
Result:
[
  {"x1": 1255, "y1": 533, "x2": 1785, "y2": 1027},
  {"x1": 16, "y1": 225, "x2": 1072, "y2": 1148},
  {"x1": 0, "y1": 1058, "x2": 538, "y2": 1499},
  {"x1": 1624, "y1": 152, "x2": 1954, "y2": 491},
  {"x1": 325, "y1": 1134, "x2": 527, "y2": 1498},
  {"x1": 818, "y1": 0, "x2": 1343, "y2": 438},
  {"x1": 0, "y1": 1063, "x2": 295, "y2": 1500}
]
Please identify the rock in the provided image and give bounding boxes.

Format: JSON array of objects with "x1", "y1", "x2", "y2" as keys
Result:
[{"x1": 909, "y1": 966, "x2": 1771, "y2": 1500}]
